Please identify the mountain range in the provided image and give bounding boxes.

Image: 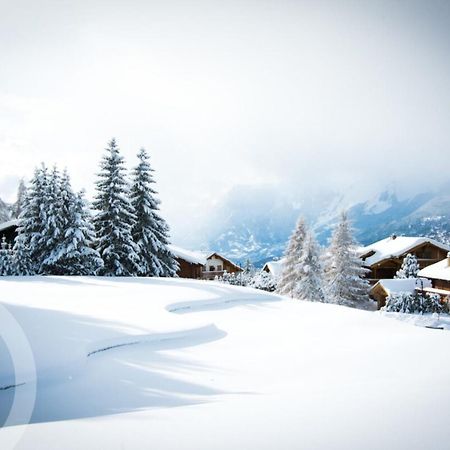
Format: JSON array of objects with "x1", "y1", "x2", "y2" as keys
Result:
[{"x1": 201, "y1": 184, "x2": 450, "y2": 267}]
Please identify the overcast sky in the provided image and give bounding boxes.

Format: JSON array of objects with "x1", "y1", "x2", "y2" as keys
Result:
[{"x1": 1, "y1": 0, "x2": 449, "y2": 239}]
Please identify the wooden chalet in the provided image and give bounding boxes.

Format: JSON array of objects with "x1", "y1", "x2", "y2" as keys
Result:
[
  {"x1": 202, "y1": 253, "x2": 242, "y2": 280},
  {"x1": 0, "y1": 219, "x2": 19, "y2": 245},
  {"x1": 359, "y1": 235, "x2": 449, "y2": 283},
  {"x1": 417, "y1": 254, "x2": 450, "y2": 299},
  {"x1": 168, "y1": 245, "x2": 206, "y2": 279}
]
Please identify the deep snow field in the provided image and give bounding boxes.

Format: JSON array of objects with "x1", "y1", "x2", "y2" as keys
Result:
[{"x1": 1, "y1": 277, "x2": 450, "y2": 450}]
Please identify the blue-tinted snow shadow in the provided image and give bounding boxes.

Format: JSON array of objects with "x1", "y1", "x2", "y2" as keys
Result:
[{"x1": 0, "y1": 303, "x2": 231, "y2": 427}]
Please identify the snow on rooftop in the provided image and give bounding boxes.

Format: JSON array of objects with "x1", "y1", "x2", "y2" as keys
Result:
[
  {"x1": 168, "y1": 244, "x2": 206, "y2": 265},
  {"x1": 359, "y1": 235, "x2": 450, "y2": 266},
  {"x1": 418, "y1": 257, "x2": 450, "y2": 281},
  {"x1": 371, "y1": 277, "x2": 432, "y2": 295},
  {"x1": 0, "y1": 218, "x2": 19, "y2": 233},
  {"x1": 262, "y1": 258, "x2": 285, "y2": 278}
]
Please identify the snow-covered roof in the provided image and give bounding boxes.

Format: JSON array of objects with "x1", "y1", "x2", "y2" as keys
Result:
[
  {"x1": 359, "y1": 236, "x2": 450, "y2": 267},
  {"x1": 0, "y1": 219, "x2": 19, "y2": 233},
  {"x1": 262, "y1": 259, "x2": 285, "y2": 278},
  {"x1": 418, "y1": 258, "x2": 450, "y2": 282},
  {"x1": 168, "y1": 245, "x2": 206, "y2": 265},
  {"x1": 371, "y1": 278, "x2": 432, "y2": 295}
]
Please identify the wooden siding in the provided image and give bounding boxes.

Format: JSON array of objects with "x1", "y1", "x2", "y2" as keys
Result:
[
  {"x1": 366, "y1": 243, "x2": 448, "y2": 282},
  {"x1": 175, "y1": 258, "x2": 203, "y2": 279}
]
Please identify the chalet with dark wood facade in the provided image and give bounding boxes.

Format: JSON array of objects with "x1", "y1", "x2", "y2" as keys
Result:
[{"x1": 359, "y1": 235, "x2": 449, "y2": 283}]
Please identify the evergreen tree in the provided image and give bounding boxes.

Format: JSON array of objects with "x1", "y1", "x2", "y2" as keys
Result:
[
  {"x1": 42, "y1": 171, "x2": 103, "y2": 275},
  {"x1": 11, "y1": 179, "x2": 27, "y2": 219},
  {"x1": 277, "y1": 218, "x2": 307, "y2": 297},
  {"x1": 0, "y1": 236, "x2": 13, "y2": 275},
  {"x1": 130, "y1": 147, "x2": 178, "y2": 277},
  {"x1": 93, "y1": 139, "x2": 140, "y2": 276},
  {"x1": 39, "y1": 166, "x2": 64, "y2": 274},
  {"x1": 13, "y1": 165, "x2": 48, "y2": 274},
  {"x1": 395, "y1": 253, "x2": 420, "y2": 279},
  {"x1": 294, "y1": 232, "x2": 325, "y2": 302},
  {"x1": 324, "y1": 211, "x2": 369, "y2": 307}
]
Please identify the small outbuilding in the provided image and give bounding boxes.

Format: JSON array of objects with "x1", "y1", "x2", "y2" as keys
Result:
[
  {"x1": 262, "y1": 258, "x2": 285, "y2": 279},
  {"x1": 369, "y1": 278, "x2": 432, "y2": 310}
]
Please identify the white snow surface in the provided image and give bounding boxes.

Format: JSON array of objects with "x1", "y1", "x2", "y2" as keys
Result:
[
  {"x1": 418, "y1": 257, "x2": 450, "y2": 281},
  {"x1": 1, "y1": 277, "x2": 450, "y2": 450},
  {"x1": 359, "y1": 235, "x2": 450, "y2": 266}
]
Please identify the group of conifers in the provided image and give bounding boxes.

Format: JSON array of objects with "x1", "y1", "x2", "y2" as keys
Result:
[{"x1": 0, "y1": 139, "x2": 179, "y2": 277}]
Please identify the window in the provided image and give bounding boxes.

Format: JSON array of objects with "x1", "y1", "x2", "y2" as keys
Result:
[
  {"x1": 217, "y1": 265, "x2": 222, "y2": 271},
  {"x1": 209, "y1": 266, "x2": 215, "y2": 272}
]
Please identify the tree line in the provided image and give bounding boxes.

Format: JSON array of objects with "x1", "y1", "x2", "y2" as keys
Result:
[{"x1": 0, "y1": 139, "x2": 178, "y2": 277}]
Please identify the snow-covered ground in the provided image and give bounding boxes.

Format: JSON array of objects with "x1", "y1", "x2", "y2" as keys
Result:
[{"x1": 1, "y1": 277, "x2": 450, "y2": 450}]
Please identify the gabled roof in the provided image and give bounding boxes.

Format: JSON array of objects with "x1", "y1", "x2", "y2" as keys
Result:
[
  {"x1": 418, "y1": 257, "x2": 450, "y2": 282},
  {"x1": 205, "y1": 252, "x2": 242, "y2": 270},
  {"x1": 370, "y1": 277, "x2": 431, "y2": 296},
  {"x1": 168, "y1": 245, "x2": 206, "y2": 265},
  {"x1": 0, "y1": 219, "x2": 19, "y2": 233},
  {"x1": 359, "y1": 236, "x2": 450, "y2": 267},
  {"x1": 262, "y1": 259, "x2": 285, "y2": 278}
]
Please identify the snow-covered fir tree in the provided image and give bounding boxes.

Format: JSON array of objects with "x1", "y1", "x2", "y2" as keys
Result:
[
  {"x1": 93, "y1": 139, "x2": 141, "y2": 276},
  {"x1": 395, "y1": 253, "x2": 420, "y2": 279},
  {"x1": 42, "y1": 170, "x2": 103, "y2": 275},
  {"x1": 13, "y1": 165, "x2": 49, "y2": 274},
  {"x1": 249, "y1": 270, "x2": 277, "y2": 292},
  {"x1": 130, "y1": 147, "x2": 178, "y2": 277},
  {"x1": 277, "y1": 218, "x2": 307, "y2": 297},
  {"x1": 0, "y1": 236, "x2": 13, "y2": 275},
  {"x1": 40, "y1": 167, "x2": 65, "y2": 274},
  {"x1": 294, "y1": 232, "x2": 325, "y2": 302},
  {"x1": 324, "y1": 211, "x2": 369, "y2": 307},
  {"x1": 11, "y1": 179, "x2": 27, "y2": 219}
]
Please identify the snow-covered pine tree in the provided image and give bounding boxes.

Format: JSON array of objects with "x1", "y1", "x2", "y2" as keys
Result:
[
  {"x1": 277, "y1": 218, "x2": 307, "y2": 297},
  {"x1": 294, "y1": 232, "x2": 325, "y2": 302},
  {"x1": 0, "y1": 236, "x2": 12, "y2": 275},
  {"x1": 11, "y1": 179, "x2": 27, "y2": 219},
  {"x1": 324, "y1": 211, "x2": 369, "y2": 307},
  {"x1": 42, "y1": 170, "x2": 103, "y2": 275},
  {"x1": 13, "y1": 165, "x2": 48, "y2": 275},
  {"x1": 130, "y1": 147, "x2": 178, "y2": 277},
  {"x1": 93, "y1": 139, "x2": 140, "y2": 276},
  {"x1": 395, "y1": 253, "x2": 420, "y2": 279},
  {"x1": 40, "y1": 166, "x2": 65, "y2": 274}
]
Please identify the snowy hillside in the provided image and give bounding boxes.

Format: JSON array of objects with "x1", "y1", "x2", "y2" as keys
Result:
[{"x1": 1, "y1": 277, "x2": 450, "y2": 450}]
